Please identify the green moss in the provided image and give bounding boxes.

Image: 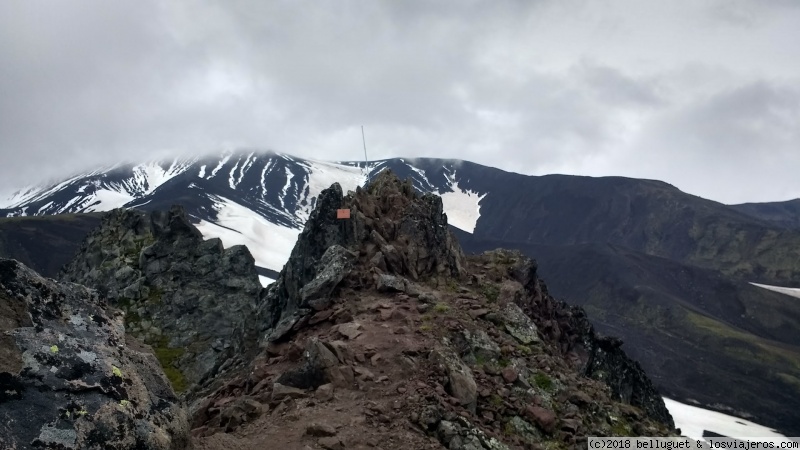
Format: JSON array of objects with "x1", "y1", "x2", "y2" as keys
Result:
[
  {"x1": 480, "y1": 283, "x2": 500, "y2": 303},
  {"x1": 489, "y1": 394, "x2": 504, "y2": 407},
  {"x1": 503, "y1": 421, "x2": 515, "y2": 436},
  {"x1": 150, "y1": 336, "x2": 187, "y2": 393},
  {"x1": 531, "y1": 372, "x2": 553, "y2": 391},
  {"x1": 517, "y1": 345, "x2": 532, "y2": 356},
  {"x1": 433, "y1": 303, "x2": 450, "y2": 313},
  {"x1": 543, "y1": 441, "x2": 567, "y2": 450},
  {"x1": 419, "y1": 323, "x2": 433, "y2": 332},
  {"x1": 610, "y1": 417, "x2": 633, "y2": 436}
]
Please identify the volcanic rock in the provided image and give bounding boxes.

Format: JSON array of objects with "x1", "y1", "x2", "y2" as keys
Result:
[
  {"x1": 59, "y1": 206, "x2": 262, "y2": 392},
  {"x1": 0, "y1": 259, "x2": 189, "y2": 449}
]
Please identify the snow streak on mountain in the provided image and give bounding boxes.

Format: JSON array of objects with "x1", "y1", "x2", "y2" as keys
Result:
[{"x1": 0, "y1": 151, "x2": 489, "y2": 282}]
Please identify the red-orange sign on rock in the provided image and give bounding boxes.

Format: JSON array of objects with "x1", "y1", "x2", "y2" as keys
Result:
[{"x1": 336, "y1": 209, "x2": 351, "y2": 219}]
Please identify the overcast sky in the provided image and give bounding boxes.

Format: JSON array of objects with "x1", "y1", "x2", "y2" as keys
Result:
[{"x1": 1, "y1": 0, "x2": 798, "y2": 204}]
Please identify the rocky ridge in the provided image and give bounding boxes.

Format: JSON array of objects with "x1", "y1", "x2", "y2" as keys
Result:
[
  {"x1": 191, "y1": 170, "x2": 675, "y2": 449},
  {"x1": 0, "y1": 259, "x2": 189, "y2": 449},
  {"x1": 59, "y1": 206, "x2": 263, "y2": 393},
  {"x1": 11, "y1": 169, "x2": 677, "y2": 449}
]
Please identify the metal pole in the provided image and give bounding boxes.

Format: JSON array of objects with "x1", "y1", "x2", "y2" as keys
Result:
[{"x1": 361, "y1": 126, "x2": 368, "y2": 169}]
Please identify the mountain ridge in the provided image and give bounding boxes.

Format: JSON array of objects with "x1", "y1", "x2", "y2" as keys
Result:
[{"x1": 1, "y1": 150, "x2": 798, "y2": 435}]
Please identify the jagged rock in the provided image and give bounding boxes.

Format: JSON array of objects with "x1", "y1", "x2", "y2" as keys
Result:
[
  {"x1": 271, "y1": 383, "x2": 307, "y2": 401},
  {"x1": 59, "y1": 206, "x2": 262, "y2": 393},
  {"x1": 526, "y1": 406, "x2": 557, "y2": 433},
  {"x1": 0, "y1": 259, "x2": 189, "y2": 450},
  {"x1": 430, "y1": 347, "x2": 478, "y2": 412},
  {"x1": 276, "y1": 338, "x2": 339, "y2": 389},
  {"x1": 501, "y1": 303, "x2": 541, "y2": 345},
  {"x1": 508, "y1": 251, "x2": 675, "y2": 427},
  {"x1": 328, "y1": 340, "x2": 354, "y2": 364},
  {"x1": 376, "y1": 274, "x2": 408, "y2": 293},
  {"x1": 306, "y1": 422, "x2": 337, "y2": 437},
  {"x1": 219, "y1": 397, "x2": 263, "y2": 432},
  {"x1": 257, "y1": 169, "x2": 466, "y2": 345},
  {"x1": 337, "y1": 322, "x2": 363, "y2": 340},
  {"x1": 318, "y1": 436, "x2": 345, "y2": 450},
  {"x1": 436, "y1": 417, "x2": 511, "y2": 450},
  {"x1": 501, "y1": 367, "x2": 518, "y2": 384},
  {"x1": 455, "y1": 328, "x2": 501, "y2": 367},
  {"x1": 506, "y1": 416, "x2": 542, "y2": 445},
  {"x1": 369, "y1": 251, "x2": 388, "y2": 272},
  {"x1": 315, "y1": 383, "x2": 335, "y2": 402},
  {"x1": 299, "y1": 245, "x2": 355, "y2": 311}
]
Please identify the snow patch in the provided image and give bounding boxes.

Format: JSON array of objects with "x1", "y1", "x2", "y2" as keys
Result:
[
  {"x1": 209, "y1": 154, "x2": 231, "y2": 179},
  {"x1": 664, "y1": 398, "x2": 789, "y2": 442},
  {"x1": 195, "y1": 196, "x2": 299, "y2": 287},
  {"x1": 296, "y1": 159, "x2": 368, "y2": 223},
  {"x1": 279, "y1": 167, "x2": 293, "y2": 209},
  {"x1": 750, "y1": 282, "x2": 800, "y2": 299},
  {"x1": 37, "y1": 201, "x2": 54, "y2": 214},
  {"x1": 198, "y1": 165, "x2": 206, "y2": 178},
  {"x1": 238, "y1": 152, "x2": 256, "y2": 185},
  {"x1": 260, "y1": 159, "x2": 275, "y2": 197},
  {"x1": 130, "y1": 161, "x2": 183, "y2": 195},
  {"x1": 229, "y1": 158, "x2": 241, "y2": 189},
  {"x1": 85, "y1": 189, "x2": 135, "y2": 212},
  {"x1": 2, "y1": 172, "x2": 88, "y2": 209},
  {"x1": 438, "y1": 176, "x2": 485, "y2": 233}
]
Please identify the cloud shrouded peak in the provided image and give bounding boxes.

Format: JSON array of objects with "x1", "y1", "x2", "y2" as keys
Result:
[{"x1": 1, "y1": 0, "x2": 799, "y2": 204}]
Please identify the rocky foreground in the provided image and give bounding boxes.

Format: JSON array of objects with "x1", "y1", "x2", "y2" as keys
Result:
[{"x1": 0, "y1": 170, "x2": 675, "y2": 449}]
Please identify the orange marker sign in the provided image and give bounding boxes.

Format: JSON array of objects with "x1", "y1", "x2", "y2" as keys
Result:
[{"x1": 336, "y1": 209, "x2": 351, "y2": 219}]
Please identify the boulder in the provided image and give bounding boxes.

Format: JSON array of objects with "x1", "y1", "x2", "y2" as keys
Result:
[
  {"x1": 430, "y1": 347, "x2": 477, "y2": 412},
  {"x1": 276, "y1": 338, "x2": 338, "y2": 389},
  {"x1": 0, "y1": 259, "x2": 189, "y2": 449},
  {"x1": 299, "y1": 245, "x2": 354, "y2": 311},
  {"x1": 501, "y1": 303, "x2": 541, "y2": 345},
  {"x1": 271, "y1": 383, "x2": 307, "y2": 402}
]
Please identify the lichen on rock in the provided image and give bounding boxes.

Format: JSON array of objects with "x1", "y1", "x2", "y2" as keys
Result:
[
  {"x1": 59, "y1": 206, "x2": 263, "y2": 393},
  {"x1": 0, "y1": 258, "x2": 189, "y2": 449}
]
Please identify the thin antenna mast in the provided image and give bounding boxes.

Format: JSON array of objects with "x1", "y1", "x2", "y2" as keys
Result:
[{"x1": 361, "y1": 126, "x2": 368, "y2": 171}]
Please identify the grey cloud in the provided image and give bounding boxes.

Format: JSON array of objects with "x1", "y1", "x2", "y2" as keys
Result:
[
  {"x1": 630, "y1": 81, "x2": 800, "y2": 203},
  {"x1": 0, "y1": 0, "x2": 798, "y2": 204}
]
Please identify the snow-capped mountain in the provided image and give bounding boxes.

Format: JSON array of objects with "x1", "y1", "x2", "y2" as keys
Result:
[
  {"x1": 3, "y1": 149, "x2": 800, "y2": 436},
  {"x1": 0, "y1": 150, "x2": 489, "y2": 283}
]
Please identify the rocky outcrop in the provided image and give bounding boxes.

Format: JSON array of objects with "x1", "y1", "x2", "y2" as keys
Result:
[
  {"x1": 259, "y1": 169, "x2": 465, "y2": 342},
  {"x1": 191, "y1": 170, "x2": 674, "y2": 448},
  {"x1": 59, "y1": 206, "x2": 262, "y2": 392},
  {"x1": 0, "y1": 259, "x2": 189, "y2": 449},
  {"x1": 494, "y1": 249, "x2": 674, "y2": 427}
]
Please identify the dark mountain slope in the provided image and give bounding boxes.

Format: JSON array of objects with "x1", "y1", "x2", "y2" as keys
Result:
[
  {"x1": 453, "y1": 228, "x2": 800, "y2": 436},
  {"x1": 368, "y1": 159, "x2": 800, "y2": 285},
  {"x1": 0, "y1": 213, "x2": 103, "y2": 277},
  {"x1": 458, "y1": 172, "x2": 800, "y2": 284},
  {"x1": 731, "y1": 199, "x2": 800, "y2": 230}
]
